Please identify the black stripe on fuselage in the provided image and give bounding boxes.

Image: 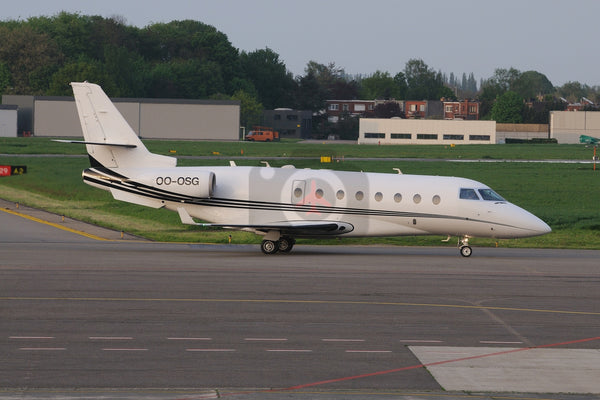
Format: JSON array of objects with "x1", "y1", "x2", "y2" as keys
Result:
[{"x1": 84, "y1": 168, "x2": 515, "y2": 227}]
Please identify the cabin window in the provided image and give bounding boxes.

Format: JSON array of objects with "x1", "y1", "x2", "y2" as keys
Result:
[
  {"x1": 336, "y1": 190, "x2": 345, "y2": 200},
  {"x1": 413, "y1": 194, "x2": 421, "y2": 204},
  {"x1": 394, "y1": 193, "x2": 402, "y2": 203},
  {"x1": 315, "y1": 188, "x2": 324, "y2": 199},
  {"x1": 432, "y1": 195, "x2": 441, "y2": 205},
  {"x1": 460, "y1": 188, "x2": 479, "y2": 200},
  {"x1": 355, "y1": 191, "x2": 364, "y2": 201},
  {"x1": 478, "y1": 188, "x2": 505, "y2": 201},
  {"x1": 294, "y1": 188, "x2": 303, "y2": 198},
  {"x1": 374, "y1": 192, "x2": 383, "y2": 202}
]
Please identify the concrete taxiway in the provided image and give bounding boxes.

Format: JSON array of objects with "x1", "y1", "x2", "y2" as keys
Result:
[{"x1": 1, "y1": 201, "x2": 600, "y2": 400}]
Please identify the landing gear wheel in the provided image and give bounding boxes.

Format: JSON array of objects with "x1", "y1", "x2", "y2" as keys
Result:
[
  {"x1": 261, "y1": 240, "x2": 279, "y2": 254},
  {"x1": 460, "y1": 245, "x2": 472, "y2": 257},
  {"x1": 278, "y1": 237, "x2": 295, "y2": 253}
]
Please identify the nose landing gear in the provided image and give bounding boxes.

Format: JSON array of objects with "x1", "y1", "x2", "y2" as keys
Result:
[{"x1": 459, "y1": 236, "x2": 472, "y2": 257}]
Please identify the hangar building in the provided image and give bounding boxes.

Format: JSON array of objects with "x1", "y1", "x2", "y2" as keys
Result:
[{"x1": 2, "y1": 95, "x2": 240, "y2": 140}]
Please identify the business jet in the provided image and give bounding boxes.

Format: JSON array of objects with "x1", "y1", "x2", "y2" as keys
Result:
[{"x1": 66, "y1": 82, "x2": 551, "y2": 256}]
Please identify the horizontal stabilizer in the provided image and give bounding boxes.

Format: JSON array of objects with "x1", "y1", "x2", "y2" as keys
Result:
[
  {"x1": 178, "y1": 207, "x2": 200, "y2": 225},
  {"x1": 53, "y1": 139, "x2": 137, "y2": 148},
  {"x1": 111, "y1": 188, "x2": 165, "y2": 209}
]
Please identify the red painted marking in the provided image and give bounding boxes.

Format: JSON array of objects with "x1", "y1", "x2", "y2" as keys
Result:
[
  {"x1": 173, "y1": 336, "x2": 600, "y2": 399},
  {"x1": 296, "y1": 180, "x2": 331, "y2": 214},
  {"x1": 285, "y1": 336, "x2": 600, "y2": 390}
]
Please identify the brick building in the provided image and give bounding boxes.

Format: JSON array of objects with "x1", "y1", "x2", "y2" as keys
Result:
[
  {"x1": 326, "y1": 100, "x2": 375, "y2": 122},
  {"x1": 443, "y1": 100, "x2": 480, "y2": 120}
]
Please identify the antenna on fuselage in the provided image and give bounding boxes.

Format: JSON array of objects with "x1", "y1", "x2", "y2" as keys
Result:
[{"x1": 393, "y1": 168, "x2": 403, "y2": 174}]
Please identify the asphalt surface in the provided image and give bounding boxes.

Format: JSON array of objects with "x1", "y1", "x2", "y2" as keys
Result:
[{"x1": 1, "y1": 200, "x2": 600, "y2": 400}]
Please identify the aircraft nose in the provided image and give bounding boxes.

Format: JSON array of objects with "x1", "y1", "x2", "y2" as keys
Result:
[
  {"x1": 528, "y1": 216, "x2": 552, "y2": 236},
  {"x1": 515, "y1": 207, "x2": 552, "y2": 237}
]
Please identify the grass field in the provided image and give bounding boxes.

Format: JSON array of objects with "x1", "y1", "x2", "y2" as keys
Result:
[
  {"x1": 1, "y1": 136, "x2": 597, "y2": 159},
  {"x1": 1, "y1": 137, "x2": 599, "y2": 249}
]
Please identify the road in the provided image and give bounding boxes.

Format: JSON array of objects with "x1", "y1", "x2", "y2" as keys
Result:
[{"x1": 1, "y1": 202, "x2": 599, "y2": 399}]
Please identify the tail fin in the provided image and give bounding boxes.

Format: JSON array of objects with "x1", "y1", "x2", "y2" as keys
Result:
[{"x1": 71, "y1": 82, "x2": 176, "y2": 170}]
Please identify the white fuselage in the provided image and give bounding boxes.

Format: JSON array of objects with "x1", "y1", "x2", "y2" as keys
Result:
[{"x1": 106, "y1": 165, "x2": 550, "y2": 240}]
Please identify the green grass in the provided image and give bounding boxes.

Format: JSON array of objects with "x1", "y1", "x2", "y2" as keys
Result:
[
  {"x1": 1, "y1": 139, "x2": 600, "y2": 249},
  {"x1": 1, "y1": 136, "x2": 597, "y2": 159}
]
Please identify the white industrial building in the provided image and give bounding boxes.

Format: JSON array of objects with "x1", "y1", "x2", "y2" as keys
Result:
[
  {"x1": 0, "y1": 105, "x2": 18, "y2": 137},
  {"x1": 359, "y1": 118, "x2": 496, "y2": 145},
  {"x1": 550, "y1": 111, "x2": 600, "y2": 144}
]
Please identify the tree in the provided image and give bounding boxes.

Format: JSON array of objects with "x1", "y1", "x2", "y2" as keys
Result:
[
  {"x1": 478, "y1": 68, "x2": 521, "y2": 119},
  {"x1": 27, "y1": 12, "x2": 93, "y2": 60},
  {"x1": 48, "y1": 59, "x2": 113, "y2": 96},
  {"x1": 488, "y1": 67, "x2": 521, "y2": 92},
  {"x1": 146, "y1": 59, "x2": 225, "y2": 99},
  {"x1": 231, "y1": 89, "x2": 263, "y2": 129},
  {"x1": 140, "y1": 20, "x2": 239, "y2": 93},
  {"x1": 511, "y1": 71, "x2": 554, "y2": 101},
  {"x1": 102, "y1": 44, "x2": 148, "y2": 97},
  {"x1": 300, "y1": 61, "x2": 359, "y2": 102},
  {"x1": 556, "y1": 81, "x2": 588, "y2": 103},
  {"x1": 478, "y1": 83, "x2": 504, "y2": 119},
  {"x1": 372, "y1": 101, "x2": 405, "y2": 118},
  {"x1": 360, "y1": 70, "x2": 398, "y2": 99},
  {"x1": 328, "y1": 112, "x2": 359, "y2": 140},
  {"x1": 0, "y1": 25, "x2": 63, "y2": 94},
  {"x1": 329, "y1": 79, "x2": 360, "y2": 100},
  {"x1": 522, "y1": 98, "x2": 566, "y2": 124},
  {"x1": 491, "y1": 91, "x2": 524, "y2": 123},
  {"x1": 295, "y1": 71, "x2": 327, "y2": 111},
  {"x1": 404, "y1": 59, "x2": 448, "y2": 100},
  {"x1": 0, "y1": 62, "x2": 11, "y2": 94},
  {"x1": 393, "y1": 72, "x2": 408, "y2": 99},
  {"x1": 239, "y1": 48, "x2": 295, "y2": 109},
  {"x1": 304, "y1": 61, "x2": 344, "y2": 88}
]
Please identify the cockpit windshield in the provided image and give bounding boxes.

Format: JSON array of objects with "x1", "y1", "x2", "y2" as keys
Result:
[
  {"x1": 477, "y1": 188, "x2": 505, "y2": 201},
  {"x1": 460, "y1": 188, "x2": 505, "y2": 201},
  {"x1": 459, "y1": 188, "x2": 480, "y2": 200}
]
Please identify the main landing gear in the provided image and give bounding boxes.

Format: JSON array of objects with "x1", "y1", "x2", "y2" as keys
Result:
[{"x1": 261, "y1": 237, "x2": 296, "y2": 255}]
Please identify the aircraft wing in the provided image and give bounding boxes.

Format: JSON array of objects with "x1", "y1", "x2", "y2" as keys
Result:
[{"x1": 177, "y1": 207, "x2": 353, "y2": 236}]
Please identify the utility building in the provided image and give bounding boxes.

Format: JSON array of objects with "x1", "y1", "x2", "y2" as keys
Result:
[
  {"x1": 359, "y1": 118, "x2": 496, "y2": 144},
  {"x1": 262, "y1": 109, "x2": 312, "y2": 139},
  {"x1": 550, "y1": 111, "x2": 600, "y2": 143},
  {"x1": 0, "y1": 105, "x2": 18, "y2": 137}
]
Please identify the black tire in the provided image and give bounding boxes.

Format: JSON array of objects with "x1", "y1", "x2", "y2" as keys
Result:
[
  {"x1": 261, "y1": 240, "x2": 279, "y2": 254},
  {"x1": 460, "y1": 245, "x2": 472, "y2": 257},
  {"x1": 278, "y1": 237, "x2": 295, "y2": 253}
]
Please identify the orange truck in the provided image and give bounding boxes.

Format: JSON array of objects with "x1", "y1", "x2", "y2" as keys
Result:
[{"x1": 245, "y1": 126, "x2": 280, "y2": 142}]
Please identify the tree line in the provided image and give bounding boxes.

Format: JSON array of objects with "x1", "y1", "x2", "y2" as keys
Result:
[{"x1": 1, "y1": 12, "x2": 599, "y2": 134}]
